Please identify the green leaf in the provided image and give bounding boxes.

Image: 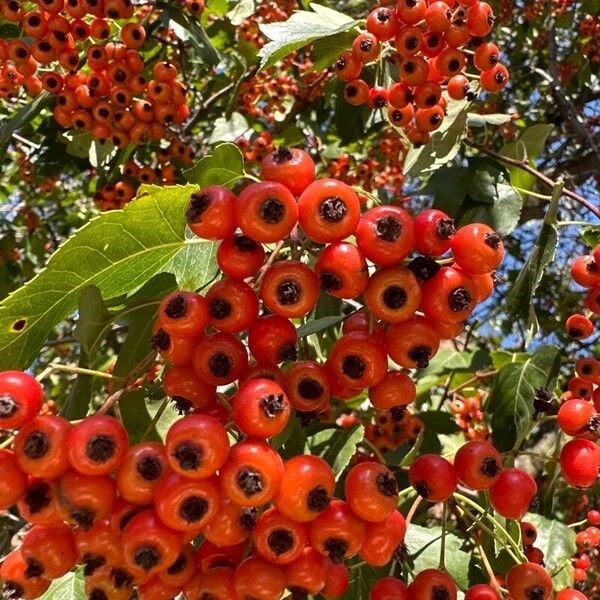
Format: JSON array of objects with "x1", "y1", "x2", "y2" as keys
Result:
[
  {"x1": 306, "y1": 424, "x2": 364, "y2": 479},
  {"x1": 501, "y1": 124, "x2": 554, "y2": 192},
  {"x1": 403, "y1": 98, "x2": 469, "y2": 177},
  {"x1": 0, "y1": 184, "x2": 217, "y2": 370},
  {"x1": 488, "y1": 345, "x2": 561, "y2": 451},
  {"x1": 63, "y1": 131, "x2": 94, "y2": 159},
  {"x1": 467, "y1": 113, "x2": 513, "y2": 127},
  {"x1": 271, "y1": 415, "x2": 307, "y2": 459},
  {"x1": 490, "y1": 350, "x2": 530, "y2": 370},
  {"x1": 258, "y1": 4, "x2": 358, "y2": 70},
  {"x1": 120, "y1": 390, "x2": 180, "y2": 444},
  {"x1": 297, "y1": 314, "x2": 345, "y2": 338},
  {"x1": 0, "y1": 93, "x2": 52, "y2": 157},
  {"x1": 208, "y1": 112, "x2": 250, "y2": 143},
  {"x1": 74, "y1": 286, "x2": 112, "y2": 355},
  {"x1": 406, "y1": 525, "x2": 471, "y2": 589},
  {"x1": 419, "y1": 348, "x2": 490, "y2": 377},
  {"x1": 338, "y1": 562, "x2": 388, "y2": 600},
  {"x1": 60, "y1": 352, "x2": 93, "y2": 420},
  {"x1": 311, "y1": 29, "x2": 357, "y2": 72},
  {"x1": 184, "y1": 143, "x2": 246, "y2": 188},
  {"x1": 582, "y1": 225, "x2": 600, "y2": 249},
  {"x1": 525, "y1": 513, "x2": 576, "y2": 590},
  {"x1": 39, "y1": 570, "x2": 85, "y2": 600},
  {"x1": 506, "y1": 182, "x2": 562, "y2": 326},
  {"x1": 227, "y1": 0, "x2": 255, "y2": 25}
]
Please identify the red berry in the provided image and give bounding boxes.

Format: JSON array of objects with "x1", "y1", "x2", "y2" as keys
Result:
[
  {"x1": 489, "y1": 468, "x2": 537, "y2": 519},
  {"x1": 409, "y1": 454, "x2": 457, "y2": 501},
  {"x1": 0, "y1": 370, "x2": 44, "y2": 430},
  {"x1": 560, "y1": 438, "x2": 600, "y2": 488},
  {"x1": 260, "y1": 147, "x2": 315, "y2": 196}
]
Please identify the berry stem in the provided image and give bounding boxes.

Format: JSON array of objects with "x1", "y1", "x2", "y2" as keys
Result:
[
  {"x1": 140, "y1": 396, "x2": 170, "y2": 442},
  {"x1": 439, "y1": 501, "x2": 448, "y2": 569},
  {"x1": 405, "y1": 495, "x2": 422, "y2": 527},
  {"x1": 47, "y1": 362, "x2": 123, "y2": 381},
  {"x1": 0, "y1": 436, "x2": 14, "y2": 449}
]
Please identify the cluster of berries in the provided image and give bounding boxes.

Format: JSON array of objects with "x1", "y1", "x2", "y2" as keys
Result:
[
  {"x1": 237, "y1": 0, "x2": 296, "y2": 48},
  {"x1": 566, "y1": 243, "x2": 600, "y2": 340},
  {"x1": 237, "y1": 54, "x2": 331, "y2": 124},
  {"x1": 572, "y1": 510, "x2": 600, "y2": 589},
  {"x1": 579, "y1": 14, "x2": 600, "y2": 63},
  {"x1": 235, "y1": 131, "x2": 275, "y2": 164},
  {"x1": 326, "y1": 130, "x2": 408, "y2": 197},
  {"x1": 333, "y1": 1, "x2": 510, "y2": 144},
  {"x1": 449, "y1": 390, "x2": 490, "y2": 440},
  {"x1": 363, "y1": 402, "x2": 424, "y2": 454},
  {"x1": 94, "y1": 138, "x2": 194, "y2": 211},
  {"x1": 0, "y1": 0, "x2": 190, "y2": 146},
  {"x1": 150, "y1": 147, "x2": 503, "y2": 421}
]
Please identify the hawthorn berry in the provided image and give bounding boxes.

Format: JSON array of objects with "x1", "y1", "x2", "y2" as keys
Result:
[
  {"x1": 409, "y1": 454, "x2": 457, "y2": 501},
  {"x1": 489, "y1": 468, "x2": 537, "y2": 519},
  {"x1": 0, "y1": 370, "x2": 44, "y2": 430}
]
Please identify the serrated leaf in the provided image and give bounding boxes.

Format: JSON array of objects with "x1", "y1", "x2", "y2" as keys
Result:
[
  {"x1": 525, "y1": 512, "x2": 576, "y2": 590},
  {"x1": 403, "y1": 98, "x2": 469, "y2": 177},
  {"x1": 208, "y1": 112, "x2": 250, "y2": 143},
  {"x1": 306, "y1": 424, "x2": 364, "y2": 479},
  {"x1": 582, "y1": 225, "x2": 600, "y2": 249},
  {"x1": 0, "y1": 185, "x2": 217, "y2": 370},
  {"x1": 184, "y1": 143, "x2": 245, "y2": 188},
  {"x1": 258, "y1": 5, "x2": 358, "y2": 70},
  {"x1": 406, "y1": 525, "x2": 471, "y2": 589},
  {"x1": 506, "y1": 183, "x2": 562, "y2": 324},
  {"x1": 39, "y1": 570, "x2": 85, "y2": 600},
  {"x1": 467, "y1": 113, "x2": 513, "y2": 127},
  {"x1": 227, "y1": 0, "x2": 255, "y2": 25},
  {"x1": 488, "y1": 345, "x2": 561, "y2": 451},
  {"x1": 297, "y1": 314, "x2": 345, "y2": 337}
]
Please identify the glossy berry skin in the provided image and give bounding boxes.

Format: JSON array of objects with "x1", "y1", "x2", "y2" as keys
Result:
[
  {"x1": 409, "y1": 568, "x2": 457, "y2": 600},
  {"x1": 253, "y1": 507, "x2": 309, "y2": 565},
  {"x1": 409, "y1": 454, "x2": 457, "y2": 502},
  {"x1": 122, "y1": 509, "x2": 183, "y2": 578},
  {"x1": 57, "y1": 471, "x2": 116, "y2": 529},
  {"x1": 451, "y1": 224, "x2": 504, "y2": 274},
  {"x1": 162, "y1": 365, "x2": 216, "y2": 411},
  {"x1": 84, "y1": 564, "x2": 132, "y2": 600},
  {"x1": 413, "y1": 209, "x2": 455, "y2": 257},
  {"x1": 345, "y1": 461, "x2": 398, "y2": 522},
  {"x1": 555, "y1": 589, "x2": 588, "y2": 600},
  {"x1": 352, "y1": 33, "x2": 381, "y2": 63},
  {"x1": 260, "y1": 147, "x2": 315, "y2": 196},
  {"x1": 0, "y1": 449, "x2": 27, "y2": 509},
  {"x1": 13, "y1": 415, "x2": 71, "y2": 479},
  {"x1": 232, "y1": 378, "x2": 291, "y2": 439},
  {"x1": 260, "y1": 260, "x2": 319, "y2": 319},
  {"x1": 165, "y1": 414, "x2": 229, "y2": 479},
  {"x1": 217, "y1": 234, "x2": 265, "y2": 281},
  {"x1": 67, "y1": 414, "x2": 128, "y2": 476},
  {"x1": 385, "y1": 316, "x2": 441, "y2": 369},
  {"x1": 236, "y1": 181, "x2": 298, "y2": 243},
  {"x1": 489, "y1": 468, "x2": 537, "y2": 519},
  {"x1": 370, "y1": 577, "x2": 410, "y2": 600},
  {"x1": 192, "y1": 332, "x2": 248, "y2": 386},
  {"x1": 558, "y1": 398, "x2": 596, "y2": 437},
  {"x1": 315, "y1": 242, "x2": 369, "y2": 299},
  {"x1": 464, "y1": 584, "x2": 499, "y2": 600},
  {"x1": 467, "y1": 1, "x2": 495, "y2": 37},
  {"x1": 571, "y1": 255, "x2": 600, "y2": 288},
  {"x1": 286, "y1": 360, "x2": 331, "y2": 412},
  {"x1": 18, "y1": 479, "x2": 63, "y2": 527},
  {"x1": 0, "y1": 370, "x2": 44, "y2": 430},
  {"x1": 298, "y1": 179, "x2": 361, "y2": 243},
  {"x1": 480, "y1": 64, "x2": 510, "y2": 93},
  {"x1": 116, "y1": 442, "x2": 167, "y2": 506},
  {"x1": 506, "y1": 562, "x2": 553, "y2": 600},
  {"x1": 151, "y1": 324, "x2": 200, "y2": 366},
  {"x1": 186, "y1": 186, "x2": 237, "y2": 240},
  {"x1": 453, "y1": 440, "x2": 503, "y2": 490},
  {"x1": 366, "y1": 7, "x2": 398, "y2": 40},
  {"x1": 0, "y1": 549, "x2": 51, "y2": 600},
  {"x1": 474, "y1": 42, "x2": 500, "y2": 71},
  {"x1": 274, "y1": 455, "x2": 335, "y2": 522},
  {"x1": 154, "y1": 471, "x2": 221, "y2": 532},
  {"x1": 356, "y1": 206, "x2": 415, "y2": 266},
  {"x1": 284, "y1": 546, "x2": 329, "y2": 596},
  {"x1": 420, "y1": 266, "x2": 478, "y2": 324},
  {"x1": 369, "y1": 370, "x2": 416, "y2": 410},
  {"x1": 248, "y1": 315, "x2": 298, "y2": 366},
  {"x1": 21, "y1": 523, "x2": 77, "y2": 579},
  {"x1": 196, "y1": 540, "x2": 245, "y2": 573},
  {"x1": 328, "y1": 331, "x2": 388, "y2": 390},
  {"x1": 560, "y1": 438, "x2": 600, "y2": 488},
  {"x1": 359, "y1": 510, "x2": 406, "y2": 567},
  {"x1": 186, "y1": 566, "x2": 236, "y2": 599},
  {"x1": 220, "y1": 439, "x2": 284, "y2": 507},
  {"x1": 158, "y1": 291, "x2": 209, "y2": 338},
  {"x1": 233, "y1": 556, "x2": 286, "y2": 600},
  {"x1": 206, "y1": 279, "x2": 259, "y2": 334},
  {"x1": 322, "y1": 562, "x2": 350, "y2": 598},
  {"x1": 586, "y1": 285, "x2": 600, "y2": 314},
  {"x1": 309, "y1": 500, "x2": 367, "y2": 564},
  {"x1": 334, "y1": 50, "x2": 362, "y2": 82},
  {"x1": 344, "y1": 79, "x2": 370, "y2": 105},
  {"x1": 203, "y1": 497, "x2": 256, "y2": 547},
  {"x1": 364, "y1": 265, "x2": 421, "y2": 323}
]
